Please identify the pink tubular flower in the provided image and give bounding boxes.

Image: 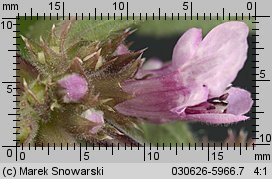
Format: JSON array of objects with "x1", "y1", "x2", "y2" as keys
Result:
[
  {"x1": 57, "y1": 73, "x2": 88, "y2": 103},
  {"x1": 115, "y1": 21, "x2": 253, "y2": 124},
  {"x1": 81, "y1": 109, "x2": 105, "y2": 134}
]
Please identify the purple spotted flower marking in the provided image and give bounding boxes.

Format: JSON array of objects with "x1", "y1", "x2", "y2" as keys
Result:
[{"x1": 115, "y1": 21, "x2": 253, "y2": 124}]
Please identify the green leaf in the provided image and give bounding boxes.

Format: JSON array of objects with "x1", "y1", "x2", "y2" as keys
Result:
[
  {"x1": 139, "y1": 121, "x2": 195, "y2": 146},
  {"x1": 62, "y1": 17, "x2": 141, "y2": 48}
]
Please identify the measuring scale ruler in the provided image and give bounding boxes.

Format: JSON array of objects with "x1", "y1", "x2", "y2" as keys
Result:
[{"x1": 0, "y1": 0, "x2": 271, "y2": 178}]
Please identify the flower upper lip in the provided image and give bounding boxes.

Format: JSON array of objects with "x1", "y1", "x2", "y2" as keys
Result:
[{"x1": 115, "y1": 21, "x2": 253, "y2": 124}]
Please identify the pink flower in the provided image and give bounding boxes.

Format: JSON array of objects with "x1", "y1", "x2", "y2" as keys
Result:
[
  {"x1": 115, "y1": 21, "x2": 253, "y2": 124},
  {"x1": 81, "y1": 109, "x2": 105, "y2": 134},
  {"x1": 57, "y1": 73, "x2": 88, "y2": 103}
]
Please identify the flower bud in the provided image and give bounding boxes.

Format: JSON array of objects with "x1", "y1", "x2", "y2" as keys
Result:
[
  {"x1": 57, "y1": 73, "x2": 88, "y2": 103},
  {"x1": 81, "y1": 109, "x2": 105, "y2": 134},
  {"x1": 115, "y1": 44, "x2": 129, "y2": 55}
]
